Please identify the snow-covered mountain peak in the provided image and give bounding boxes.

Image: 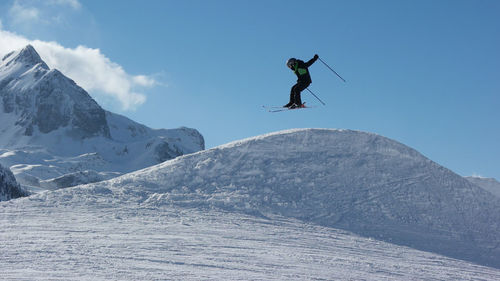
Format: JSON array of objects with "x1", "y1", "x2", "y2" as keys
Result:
[
  {"x1": 0, "y1": 45, "x2": 110, "y2": 139},
  {"x1": 1, "y1": 44, "x2": 48, "y2": 71},
  {"x1": 0, "y1": 45, "x2": 204, "y2": 191}
]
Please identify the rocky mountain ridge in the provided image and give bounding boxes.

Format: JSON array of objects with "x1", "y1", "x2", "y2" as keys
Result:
[{"x1": 0, "y1": 45, "x2": 204, "y2": 193}]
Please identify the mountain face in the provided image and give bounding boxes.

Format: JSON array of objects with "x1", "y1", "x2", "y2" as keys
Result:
[
  {"x1": 43, "y1": 128, "x2": 500, "y2": 268},
  {"x1": 0, "y1": 163, "x2": 29, "y2": 201},
  {"x1": 1, "y1": 45, "x2": 109, "y2": 138},
  {"x1": 466, "y1": 176, "x2": 500, "y2": 198},
  {"x1": 0, "y1": 45, "x2": 204, "y2": 191}
]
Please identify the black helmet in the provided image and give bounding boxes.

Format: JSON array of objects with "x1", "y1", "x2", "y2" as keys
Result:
[{"x1": 286, "y1": 58, "x2": 297, "y2": 69}]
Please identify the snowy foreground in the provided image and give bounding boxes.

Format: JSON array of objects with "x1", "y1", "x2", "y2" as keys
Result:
[
  {"x1": 1, "y1": 202, "x2": 499, "y2": 280},
  {"x1": 2, "y1": 129, "x2": 500, "y2": 280}
]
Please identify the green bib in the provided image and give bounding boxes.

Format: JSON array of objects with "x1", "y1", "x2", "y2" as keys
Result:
[{"x1": 294, "y1": 63, "x2": 308, "y2": 75}]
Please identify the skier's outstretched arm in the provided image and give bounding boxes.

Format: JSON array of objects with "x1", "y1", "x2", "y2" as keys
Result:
[{"x1": 305, "y1": 54, "x2": 319, "y2": 67}]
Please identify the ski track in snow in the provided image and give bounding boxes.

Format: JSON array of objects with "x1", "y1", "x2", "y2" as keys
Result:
[{"x1": 1, "y1": 202, "x2": 499, "y2": 281}]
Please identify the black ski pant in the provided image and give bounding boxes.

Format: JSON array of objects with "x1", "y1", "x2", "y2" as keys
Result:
[{"x1": 289, "y1": 81, "x2": 310, "y2": 106}]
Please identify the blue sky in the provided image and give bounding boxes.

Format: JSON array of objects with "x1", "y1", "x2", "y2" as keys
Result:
[{"x1": 1, "y1": 0, "x2": 499, "y2": 179}]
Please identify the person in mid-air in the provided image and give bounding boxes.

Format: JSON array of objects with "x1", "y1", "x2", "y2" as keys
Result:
[{"x1": 284, "y1": 54, "x2": 319, "y2": 108}]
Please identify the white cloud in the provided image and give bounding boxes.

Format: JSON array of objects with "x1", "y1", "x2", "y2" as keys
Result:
[
  {"x1": 6, "y1": 0, "x2": 82, "y2": 30},
  {"x1": 0, "y1": 29, "x2": 155, "y2": 110},
  {"x1": 471, "y1": 173, "x2": 485, "y2": 179},
  {"x1": 0, "y1": 28, "x2": 30, "y2": 56},
  {"x1": 133, "y1": 75, "x2": 157, "y2": 87},
  {"x1": 48, "y1": 0, "x2": 81, "y2": 10},
  {"x1": 9, "y1": 1, "x2": 40, "y2": 24}
]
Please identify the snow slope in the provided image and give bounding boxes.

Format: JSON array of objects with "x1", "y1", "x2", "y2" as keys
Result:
[
  {"x1": 3, "y1": 128, "x2": 499, "y2": 275},
  {"x1": 1, "y1": 202, "x2": 499, "y2": 280},
  {"x1": 0, "y1": 45, "x2": 204, "y2": 191},
  {"x1": 84, "y1": 128, "x2": 500, "y2": 268}
]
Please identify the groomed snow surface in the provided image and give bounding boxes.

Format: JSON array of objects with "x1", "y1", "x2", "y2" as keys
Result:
[
  {"x1": 2, "y1": 129, "x2": 500, "y2": 280},
  {"x1": 2, "y1": 204, "x2": 499, "y2": 280}
]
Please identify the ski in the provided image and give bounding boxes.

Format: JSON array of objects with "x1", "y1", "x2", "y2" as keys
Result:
[
  {"x1": 262, "y1": 105, "x2": 282, "y2": 108},
  {"x1": 262, "y1": 104, "x2": 315, "y2": 113}
]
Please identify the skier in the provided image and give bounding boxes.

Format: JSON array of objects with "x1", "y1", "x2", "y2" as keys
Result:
[{"x1": 284, "y1": 54, "x2": 319, "y2": 108}]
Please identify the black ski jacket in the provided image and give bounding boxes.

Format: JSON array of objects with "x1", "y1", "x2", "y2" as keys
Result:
[{"x1": 293, "y1": 56, "x2": 318, "y2": 84}]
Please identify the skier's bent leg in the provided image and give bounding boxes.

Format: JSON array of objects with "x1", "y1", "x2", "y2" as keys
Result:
[
  {"x1": 285, "y1": 84, "x2": 299, "y2": 107},
  {"x1": 294, "y1": 82, "x2": 309, "y2": 106}
]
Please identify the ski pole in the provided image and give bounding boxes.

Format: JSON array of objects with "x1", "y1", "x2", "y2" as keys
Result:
[
  {"x1": 318, "y1": 57, "x2": 346, "y2": 83},
  {"x1": 306, "y1": 88, "x2": 326, "y2": 105}
]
